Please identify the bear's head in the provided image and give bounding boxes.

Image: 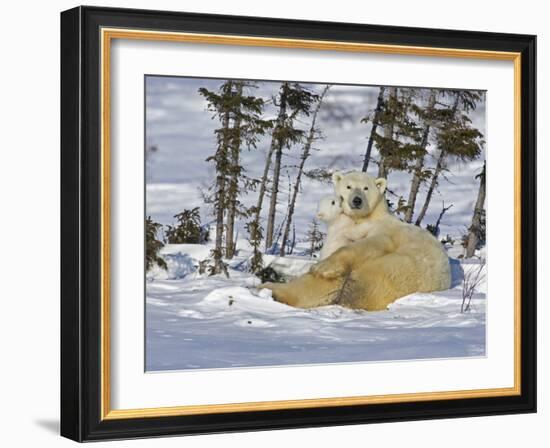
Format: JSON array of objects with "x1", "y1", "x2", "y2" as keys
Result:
[
  {"x1": 316, "y1": 195, "x2": 342, "y2": 223},
  {"x1": 332, "y1": 171, "x2": 387, "y2": 219}
]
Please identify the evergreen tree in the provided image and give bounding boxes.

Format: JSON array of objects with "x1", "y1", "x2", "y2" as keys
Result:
[
  {"x1": 264, "y1": 82, "x2": 319, "y2": 252},
  {"x1": 199, "y1": 81, "x2": 232, "y2": 274},
  {"x1": 415, "y1": 91, "x2": 485, "y2": 226},
  {"x1": 224, "y1": 82, "x2": 244, "y2": 259},
  {"x1": 280, "y1": 85, "x2": 330, "y2": 256},
  {"x1": 199, "y1": 80, "x2": 271, "y2": 273},
  {"x1": 306, "y1": 218, "x2": 324, "y2": 257},
  {"x1": 225, "y1": 82, "x2": 271, "y2": 258},
  {"x1": 247, "y1": 147, "x2": 274, "y2": 271},
  {"x1": 165, "y1": 207, "x2": 202, "y2": 244},
  {"x1": 145, "y1": 216, "x2": 167, "y2": 271},
  {"x1": 465, "y1": 161, "x2": 486, "y2": 257},
  {"x1": 246, "y1": 219, "x2": 264, "y2": 274},
  {"x1": 373, "y1": 87, "x2": 423, "y2": 179},
  {"x1": 404, "y1": 89, "x2": 440, "y2": 223},
  {"x1": 377, "y1": 87, "x2": 397, "y2": 179},
  {"x1": 303, "y1": 168, "x2": 334, "y2": 183},
  {"x1": 361, "y1": 86, "x2": 385, "y2": 172}
]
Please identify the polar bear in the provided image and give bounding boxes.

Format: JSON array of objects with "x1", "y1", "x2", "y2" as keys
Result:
[
  {"x1": 260, "y1": 171, "x2": 451, "y2": 311},
  {"x1": 316, "y1": 195, "x2": 371, "y2": 259}
]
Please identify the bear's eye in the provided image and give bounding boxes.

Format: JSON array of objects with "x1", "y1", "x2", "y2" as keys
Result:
[
  {"x1": 331, "y1": 201, "x2": 335, "y2": 205},
  {"x1": 363, "y1": 186, "x2": 369, "y2": 191},
  {"x1": 346, "y1": 185, "x2": 351, "y2": 189}
]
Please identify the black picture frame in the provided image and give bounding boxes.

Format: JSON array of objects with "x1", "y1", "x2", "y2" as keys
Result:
[{"x1": 61, "y1": 5, "x2": 536, "y2": 442}]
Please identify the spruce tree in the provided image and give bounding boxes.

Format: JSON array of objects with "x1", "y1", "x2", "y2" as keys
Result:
[
  {"x1": 465, "y1": 161, "x2": 486, "y2": 257},
  {"x1": 306, "y1": 218, "x2": 324, "y2": 258},
  {"x1": 264, "y1": 82, "x2": 319, "y2": 252},
  {"x1": 280, "y1": 85, "x2": 330, "y2": 256},
  {"x1": 199, "y1": 80, "x2": 271, "y2": 274},
  {"x1": 223, "y1": 81, "x2": 271, "y2": 258},
  {"x1": 246, "y1": 219, "x2": 264, "y2": 274},
  {"x1": 373, "y1": 87, "x2": 423, "y2": 179},
  {"x1": 404, "y1": 89, "x2": 440, "y2": 223},
  {"x1": 199, "y1": 81, "x2": 233, "y2": 274},
  {"x1": 224, "y1": 82, "x2": 244, "y2": 259},
  {"x1": 376, "y1": 87, "x2": 397, "y2": 179},
  {"x1": 165, "y1": 207, "x2": 202, "y2": 244},
  {"x1": 414, "y1": 91, "x2": 485, "y2": 226},
  {"x1": 361, "y1": 86, "x2": 385, "y2": 172},
  {"x1": 145, "y1": 216, "x2": 167, "y2": 271}
]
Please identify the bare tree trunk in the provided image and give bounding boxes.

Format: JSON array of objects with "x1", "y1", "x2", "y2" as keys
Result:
[
  {"x1": 253, "y1": 143, "x2": 275, "y2": 223},
  {"x1": 414, "y1": 93, "x2": 461, "y2": 227},
  {"x1": 404, "y1": 90, "x2": 437, "y2": 223},
  {"x1": 265, "y1": 84, "x2": 288, "y2": 251},
  {"x1": 289, "y1": 225, "x2": 296, "y2": 254},
  {"x1": 225, "y1": 84, "x2": 243, "y2": 259},
  {"x1": 404, "y1": 151, "x2": 426, "y2": 223},
  {"x1": 266, "y1": 142, "x2": 283, "y2": 251},
  {"x1": 362, "y1": 86, "x2": 385, "y2": 172},
  {"x1": 414, "y1": 148, "x2": 445, "y2": 227},
  {"x1": 377, "y1": 87, "x2": 397, "y2": 179},
  {"x1": 466, "y1": 162, "x2": 486, "y2": 257},
  {"x1": 377, "y1": 155, "x2": 388, "y2": 179},
  {"x1": 246, "y1": 131, "x2": 277, "y2": 273},
  {"x1": 280, "y1": 86, "x2": 329, "y2": 256},
  {"x1": 212, "y1": 108, "x2": 231, "y2": 273},
  {"x1": 428, "y1": 202, "x2": 453, "y2": 237}
]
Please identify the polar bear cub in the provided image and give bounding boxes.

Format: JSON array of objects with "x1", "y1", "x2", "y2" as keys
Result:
[{"x1": 316, "y1": 195, "x2": 371, "y2": 259}]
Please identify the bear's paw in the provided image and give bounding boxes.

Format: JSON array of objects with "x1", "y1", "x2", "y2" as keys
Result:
[{"x1": 309, "y1": 259, "x2": 347, "y2": 279}]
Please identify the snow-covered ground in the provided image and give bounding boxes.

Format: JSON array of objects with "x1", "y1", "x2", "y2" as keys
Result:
[{"x1": 146, "y1": 243, "x2": 486, "y2": 372}]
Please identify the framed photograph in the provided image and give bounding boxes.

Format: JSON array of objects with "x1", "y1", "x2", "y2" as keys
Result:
[{"x1": 60, "y1": 6, "x2": 536, "y2": 442}]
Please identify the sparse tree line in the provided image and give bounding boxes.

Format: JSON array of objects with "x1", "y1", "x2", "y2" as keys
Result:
[
  {"x1": 198, "y1": 80, "x2": 329, "y2": 276},
  {"x1": 361, "y1": 86, "x2": 486, "y2": 258},
  {"x1": 146, "y1": 81, "x2": 487, "y2": 275}
]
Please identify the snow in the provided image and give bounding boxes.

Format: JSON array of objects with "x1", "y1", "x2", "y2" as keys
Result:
[
  {"x1": 146, "y1": 244, "x2": 486, "y2": 371},
  {"x1": 144, "y1": 76, "x2": 487, "y2": 372},
  {"x1": 147, "y1": 244, "x2": 211, "y2": 281}
]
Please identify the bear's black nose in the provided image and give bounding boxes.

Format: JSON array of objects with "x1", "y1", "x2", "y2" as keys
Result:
[{"x1": 352, "y1": 196, "x2": 362, "y2": 208}]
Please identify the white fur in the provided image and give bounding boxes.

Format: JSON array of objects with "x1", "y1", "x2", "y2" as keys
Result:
[
  {"x1": 316, "y1": 195, "x2": 371, "y2": 259},
  {"x1": 262, "y1": 171, "x2": 451, "y2": 311}
]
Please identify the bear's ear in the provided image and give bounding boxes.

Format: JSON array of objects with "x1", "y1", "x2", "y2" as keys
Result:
[
  {"x1": 332, "y1": 171, "x2": 344, "y2": 185},
  {"x1": 375, "y1": 178, "x2": 387, "y2": 194}
]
